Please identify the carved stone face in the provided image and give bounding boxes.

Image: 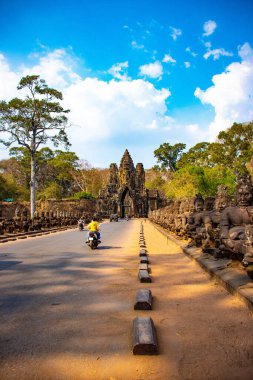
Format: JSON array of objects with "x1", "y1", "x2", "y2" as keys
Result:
[
  {"x1": 237, "y1": 185, "x2": 253, "y2": 207},
  {"x1": 195, "y1": 201, "x2": 204, "y2": 212}
]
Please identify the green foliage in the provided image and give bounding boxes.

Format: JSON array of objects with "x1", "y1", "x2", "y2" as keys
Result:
[
  {"x1": 39, "y1": 183, "x2": 63, "y2": 200},
  {"x1": 7, "y1": 147, "x2": 79, "y2": 198},
  {"x1": 154, "y1": 142, "x2": 186, "y2": 172},
  {"x1": 202, "y1": 166, "x2": 236, "y2": 196},
  {"x1": 177, "y1": 142, "x2": 212, "y2": 168},
  {"x1": 0, "y1": 75, "x2": 71, "y2": 216},
  {"x1": 0, "y1": 175, "x2": 18, "y2": 201},
  {"x1": 164, "y1": 165, "x2": 236, "y2": 199},
  {"x1": 71, "y1": 191, "x2": 95, "y2": 200},
  {"x1": 0, "y1": 75, "x2": 70, "y2": 154},
  {"x1": 211, "y1": 122, "x2": 253, "y2": 174}
]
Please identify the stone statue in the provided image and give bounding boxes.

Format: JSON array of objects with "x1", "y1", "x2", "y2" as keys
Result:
[
  {"x1": 219, "y1": 175, "x2": 253, "y2": 265},
  {"x1": 187, "y1": 194, "x2": 205, "y2": 246},
  {"x1": 202, "y1": 185, "x2": 230, "y2": 255}
]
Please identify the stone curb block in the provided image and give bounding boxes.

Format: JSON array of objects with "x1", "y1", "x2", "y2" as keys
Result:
[
  {"x1": 139, "y1": 269, "x2": 152, "y2": 283},
  {"x1": 139, "y1": 264, "x2": 151, "y2": 273},
  {"x1": 134, "y1": 289, "x2": 152, "y2": 310},
  {"x1": 133, "y1": 317, "x2": 158, "y2": 355},
  {"x1": 140, "y1": 255, "x2": 149, "y2": 264}
]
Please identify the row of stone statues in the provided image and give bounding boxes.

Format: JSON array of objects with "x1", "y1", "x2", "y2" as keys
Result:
[
  {"x1": 0, "y1": 208, "x2": 98, "y2": 235},
  {"x1": 148, "y1": 175, "x2": 253, "y2": 279}
]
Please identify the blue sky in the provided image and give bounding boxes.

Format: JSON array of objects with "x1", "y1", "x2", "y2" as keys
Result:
[{"x1": 0, "y1": 0, "x2": 253, "y2": 167}]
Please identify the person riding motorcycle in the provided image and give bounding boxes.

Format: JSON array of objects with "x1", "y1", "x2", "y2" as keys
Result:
[
  {"x1": 78, "y1": 218, "x2": 84, "y2": 230},
  {"x1": 86, "y1": 217, "x2": 101, "y2": 243}
]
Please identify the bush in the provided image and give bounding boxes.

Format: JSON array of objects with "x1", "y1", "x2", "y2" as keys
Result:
[
  {"x1": 164, "y1": 165, "x2": 236, "y2": 199},
  {"x1": 71, "y1": 191, "x2": 95, "y2": 200},
  {"x1": 39, "y1": 183, "x2": 63, "y2": 200}
]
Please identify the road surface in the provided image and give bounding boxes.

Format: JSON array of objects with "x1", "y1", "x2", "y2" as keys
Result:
[{"x1": 0, "y1": 219, "x2": 252, "y2": 380}]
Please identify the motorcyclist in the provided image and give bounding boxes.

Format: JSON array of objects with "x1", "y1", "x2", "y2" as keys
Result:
[
  {"x1": 86, "y1": 216, "x2": 101, "y2": 243},
  {"x1": 78, "y1": 218, "x2": 84, "y2": 230}
]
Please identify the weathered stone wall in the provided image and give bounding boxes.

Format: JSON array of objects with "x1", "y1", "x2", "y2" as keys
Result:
[{"x1": 0, "y1": 199, "x2": 97, "y2": 219}]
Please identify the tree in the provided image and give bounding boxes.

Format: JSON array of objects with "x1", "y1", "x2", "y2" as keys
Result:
[
  {"x1": 210, "y1": 122, "x2": 253, "y2": 174},
  {"x1": 0, "y1": 174, "x2": 18, "y2": 201},
  {"x1": 0, "y1": 75, "x2": 70, "y2": 217},
  {"x1": 164, "y1": 164, "x2": 236, "y2": 199},
  {"x1": 71, "y1": 160, "x2": 109, "y2": 197},
  {"x1": 154, "y1": 142, "x2": 186, "y2": 172},
  {"x1": 177, "y1": 142, "x2": 213, "y2": 168}
]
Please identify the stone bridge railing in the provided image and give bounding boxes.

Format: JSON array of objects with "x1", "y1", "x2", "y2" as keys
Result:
[{"x1": 148, "y1": 177, "x2": 253, "y2": 280}]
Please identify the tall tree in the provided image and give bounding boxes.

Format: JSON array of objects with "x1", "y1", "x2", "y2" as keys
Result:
[
  {"x1": 177, "y1": 142, "x2": 213, "y2": 168},
  {"x1": 154, "y1": 142, "x2": 186, "y2": 172},
  {"x1": 0, "y1": 75, "x2": 70, "y2": 217},
  {"x1": 210, "y1": 122, "x2": 253, "y2": 173}
]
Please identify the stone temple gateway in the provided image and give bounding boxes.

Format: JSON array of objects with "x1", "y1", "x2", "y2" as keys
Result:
[{"x1": 97, "y1": 149, "x2": 165, "y2": 218}]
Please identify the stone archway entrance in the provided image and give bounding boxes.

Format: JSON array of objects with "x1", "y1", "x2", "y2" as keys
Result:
[{"x1": 120, "y1": 187, "x2": 134, "y2": 218}]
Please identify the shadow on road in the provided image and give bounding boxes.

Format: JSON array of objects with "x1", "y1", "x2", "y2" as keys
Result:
[
  {"x1": 0, "y1": 260, "x2": 22, "y2": 270},
  {"x1": 98, "y1": 246, "x2": 122, "y2": 250}
]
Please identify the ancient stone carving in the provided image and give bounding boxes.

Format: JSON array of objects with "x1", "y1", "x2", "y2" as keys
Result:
[
  {"x1": 219, "y1": 175, "x2": 253, "y2": 265},
  {"x1": 98, "y1": 149, "x2": 165, "y2": 218}
]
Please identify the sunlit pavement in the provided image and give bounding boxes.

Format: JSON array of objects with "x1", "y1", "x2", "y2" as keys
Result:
[{"x1": 0, "y1": 219, "x2": 252, "y2": 380}]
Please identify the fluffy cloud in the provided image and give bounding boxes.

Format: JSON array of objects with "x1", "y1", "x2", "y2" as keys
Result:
[
  {"x1": 170, "y1": 27, "x2": 182, "y2": 41},
  {"x1": 203, "y1": 20, "x2": 217, "y2": 36},
  {"x1": 108, "y1": 61, "x2": 130, "y2": 80},
  {"x1": 21, "y1": 49, "x2": 81, "y2": 90},
  {"x1": 186, "y1": 47, "x2": 197, "y2": 57},
  {"x1": 195, "y1": 42, "x2": 253, "y2": 139},
  {"x1": 131, "y1": 40, "x2": 145, "y2": 50},
  {"x1": 0, "y1": 54, "x2": 20, "y2": 100},
  {"x1": 204, "y1": 48, "x2": 233, "y2": 60},
  {"x1": 184, "y1": 62, "x2": 191, "y2": 68},
  {"x1": 63, "y1": 78, "x2": 171, "y2": 139},
  {"x1": 139, "y1": 61, "x2": 163, "y2": 79},
  {"x1": 162, "y1": 54, "x2": 176, "y2": 64},
  {"x1": 0, "y1": 49, "x2": 174, "y2": 165}
]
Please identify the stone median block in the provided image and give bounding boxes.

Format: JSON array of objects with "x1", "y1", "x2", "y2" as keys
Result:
[
  {"x1": 139, "y1": 249, "x2": 147, "y2": 256},
  {"x1": 139, "y1": 269, "x2": 152, "y2": 282},
  {"x1": 140, "y1": 243, "x2": 146, "y2": 248},
  {"x1": 139, "y1": 263, "x2": 151, "y2": 273},
  {"x1": 140, "y1": 255, "x2": 149, "y2": 264},
  {"x1": 133, "y1": 317, "x2": 158, "y2": 355},
  {"x1": 134, "y1": 289, "x2": 152, "y2": 310}
]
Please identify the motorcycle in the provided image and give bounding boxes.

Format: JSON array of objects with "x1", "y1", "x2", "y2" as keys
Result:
[
  {"x1": 86, "y1": 231, "x2": 99, "y2": 250},
  {"x1": 78, "y1": 222, "x2": 84, "y2": 231}
]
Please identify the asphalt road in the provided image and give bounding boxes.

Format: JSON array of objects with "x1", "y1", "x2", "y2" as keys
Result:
[{"x1": 0, "y1": 219, "x2": 252, "y2": 380}]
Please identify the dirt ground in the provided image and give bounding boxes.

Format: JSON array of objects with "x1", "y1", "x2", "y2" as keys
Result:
[{"x1": 0, "y1": 219, "x2": 252, "y2": 380}]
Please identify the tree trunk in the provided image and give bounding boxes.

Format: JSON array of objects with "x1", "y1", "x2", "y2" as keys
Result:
[{"x1": 30, "y1": 154, "x2": 36, "y2": 218}]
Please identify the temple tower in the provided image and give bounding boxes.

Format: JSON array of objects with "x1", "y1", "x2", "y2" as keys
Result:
[{"x1": 97, "y1": 149, "x2": 163, "y2": 218}]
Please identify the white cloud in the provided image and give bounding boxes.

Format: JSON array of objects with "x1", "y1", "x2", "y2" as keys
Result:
[
  {"x1": 139, "y1": 61, "x2": 163, "y2": 79},
  {"x1": 63, "y1": 78, "x2": 171, "y2": 151},
  {"x1": 0, "y1": 49, "x2": 174, "y2": 165},
  {"x1": 204, "y1": 41, "x2": 212, "y2": 48},
  {"x1": 108, "y1": 61, "x2": 130, "y2": 81},
  {"x1": 184, "y1": 62, "x2": 191, "y2": 68},
  {"x1": 204, "y1": 48, "x2": 233, "y2": 61},
  {"x1": 0, "y1": 54, "x2": 20, "y2": 100},
  {"x1": 195, "y1": 42, "x2": 253, "y2": 139},
  {"x1": 131, "y1": 40, "x2": 145, "y2": 50},
  {"x1": 162, "y1": 54, "x2": 176, "y2": 64},
  {"x1": 203, "y1": 20, "x2": 217, "y2": 36},
  {"x1": 170, "y1": 27, "x2": 182, "y2": 41},
  {"x1": 21, "y1": 49, "x2": 81, "y2": 90},
  {"x1": 186, "y1": 47, "x2": 197, "y2": 57}
]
